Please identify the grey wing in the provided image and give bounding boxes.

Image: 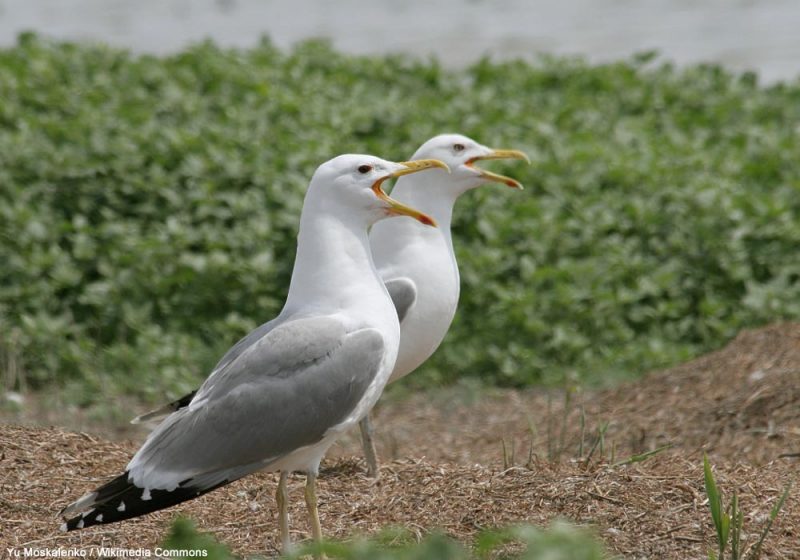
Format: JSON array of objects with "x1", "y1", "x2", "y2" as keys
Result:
[
  {"x1": 130, "y1": 316, "x2": 282, "y2": 424},
  {"x1": 211, "y1": 315, "x2": 282, "y2": 373},
  {"x1": 126, "y1": 316, "x2": 385, "y2": 490},
  {"x1": 385, "y1": 277, "x2": 417, "y2": 324}
]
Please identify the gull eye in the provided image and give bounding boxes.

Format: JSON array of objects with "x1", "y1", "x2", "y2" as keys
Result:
[
  {"x1": 453, "y1": 143, "x2": 465, "y2": 152},
  {"x1": 357, "y1": 164, "x2": 373, "y2": 174}
]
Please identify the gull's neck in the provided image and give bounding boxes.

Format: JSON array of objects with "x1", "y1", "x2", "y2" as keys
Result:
[
  {"x1": 389, "y1": 174, "x2": 459, "y2": 238},
  {"x1": 284, "y1": 207, "x2": 386, "y2": 316},
  {"x1": 370, "y1": 175, "x2": 461, "y2": 280}
]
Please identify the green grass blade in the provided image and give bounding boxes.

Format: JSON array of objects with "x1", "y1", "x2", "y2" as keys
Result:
[
  {"x1": 584, "y1": 421, "x2": 609, "y2": 463},
  {"x1": 611, "y1": 444, "x2": 672, "y2": 467},
  {"x1": 729, "y1": 491, "x2": 741, "y2": 560},
  {"x1": 703, "y1": 453, "x2": 728, "y2": 558},
  {"x1": 745, "y1": 482, "x2": 793, "y2": 560}
]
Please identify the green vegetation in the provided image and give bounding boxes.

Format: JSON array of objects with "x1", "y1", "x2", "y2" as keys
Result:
[
  {"x1": 160, "y1": 517, "x2": 606, "y2": 559},
  {"x1": 703, "y1": 454, "x2": 791, "y2": 560},
  {"x1": 1, "y1": 35, "x2": 799, "y2": 404},
  {"x1": 162, "y1": 517, "x2": 234, "y2": 559}
]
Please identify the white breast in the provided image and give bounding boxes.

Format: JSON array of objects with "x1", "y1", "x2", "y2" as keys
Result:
[{"x1": 371, "y1": 218, "x2": 460, "y2": 383}]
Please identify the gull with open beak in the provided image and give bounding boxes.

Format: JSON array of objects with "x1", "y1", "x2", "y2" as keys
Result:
[
  {"x1": 360, "y1": 134, "x2": 529, "y2": 476},
  {"x1": 60, "y1": 155, "x2": 447, "y2": 553}
]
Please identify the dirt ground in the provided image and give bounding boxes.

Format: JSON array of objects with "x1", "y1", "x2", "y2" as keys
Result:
[{"x1": 2, "y1": 323, "x2": 799, "y2": 558}]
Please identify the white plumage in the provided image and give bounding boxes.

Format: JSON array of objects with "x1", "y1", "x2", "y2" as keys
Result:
[
  {"x1": 360, "y1": 134, "x2": 528, "y2": 476},
  {"x1": 60, "y1": 155, "x2": 447, "y2": 553}
]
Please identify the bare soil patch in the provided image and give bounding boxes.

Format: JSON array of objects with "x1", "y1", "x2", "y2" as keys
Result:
[{"x1": 2, "y1": 323, "x2": 799, "y2": 558}]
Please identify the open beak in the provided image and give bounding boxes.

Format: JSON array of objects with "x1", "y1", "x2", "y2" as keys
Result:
[
  {"x1": 372, "y1": 159, "x2": 449, "y2": 227},
  {"x1": 466, "y1": 149, "x2": 530, "y2": 189}
]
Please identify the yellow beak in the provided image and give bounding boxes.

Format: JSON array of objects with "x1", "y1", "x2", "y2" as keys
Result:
[
  {"x1": 466, "y1": 149, "x2": 530, "y2": 189},
  {"x1": 372, "y1": 159, "x2": 449, "y2": 226}
]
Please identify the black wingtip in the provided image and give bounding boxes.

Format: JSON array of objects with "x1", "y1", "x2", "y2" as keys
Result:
[
  {"x1": 131, "y1": 390, "x2": 198, "y2": 424},
  {"x1": 61, "y1": 472, "x2": 231, "y2": 531}
]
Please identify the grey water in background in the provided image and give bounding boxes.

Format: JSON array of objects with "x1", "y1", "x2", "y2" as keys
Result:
[{"x1": 0, "y1": 0, "x2": 798, "y2": 83}]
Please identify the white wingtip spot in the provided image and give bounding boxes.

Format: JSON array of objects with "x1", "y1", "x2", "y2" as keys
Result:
[
  {"x1": 60, "y1": 522, "x2": 67, "y2": 533},
  {"x1": 141, "y1": 488, "x2": 152, "y2": 501},
  {"x1": 117, "y1": 501, "x2": 126, "y2": 512},
  {"x1": 77, "y1": 519, "x2": 84, "y2": 529},
  {"x1": 95, "y1": 514, "x2": 103, "y2": 522}
]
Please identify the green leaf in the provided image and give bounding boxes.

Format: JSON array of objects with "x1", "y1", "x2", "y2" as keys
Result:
[
  {"x1": 160, "y1": 517, "x2": 235, "y2": 560},
  {"x1": 703, "y1": 453, "x2": 728, "y2": 557}
]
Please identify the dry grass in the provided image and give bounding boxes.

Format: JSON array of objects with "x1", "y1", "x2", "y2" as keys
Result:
[
  {"x1": 331, "y1": 322, "x2": 800, "y2": 467},
  {"x1": 2, "y1": 323, "x2": 799, "y2": 558}
]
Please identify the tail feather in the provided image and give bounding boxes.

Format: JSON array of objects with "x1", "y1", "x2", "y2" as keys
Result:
[
  {"x1": 131, "y1": 391, "x2": 197, "y2": 425},
  {"x1": 60, "y1": 471, "x2": 230, "y2": 531}
]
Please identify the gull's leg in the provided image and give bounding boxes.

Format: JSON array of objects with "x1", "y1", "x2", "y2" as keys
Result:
[
  {"x1": 276, "y1": 471, "x2": 291, "y2": 554},
  {"x1": 359, "y1": 415, "x2": 380, "y2": 478},
  {"x1": 304, "y1": 472, "x2": 323, "y2": 545}
]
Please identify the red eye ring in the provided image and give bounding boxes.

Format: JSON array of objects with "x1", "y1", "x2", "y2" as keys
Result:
[{"x1": 358, "y1": 164, "x2": 373, "y2": 174}]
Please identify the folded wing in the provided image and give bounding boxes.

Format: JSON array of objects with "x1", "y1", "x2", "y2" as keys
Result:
[{"x1": 62, "y1": 315, "x2": 385, "y2": 530}]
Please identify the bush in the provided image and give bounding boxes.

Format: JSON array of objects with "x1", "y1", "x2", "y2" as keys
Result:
[
  {"x1": 1, "y1": 35, "x2": 799, "y2": 401},
  {"x1": 160, "y1": 517, "x2": 606, "y2": 559}
]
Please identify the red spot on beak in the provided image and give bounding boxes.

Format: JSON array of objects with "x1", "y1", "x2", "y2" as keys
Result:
[{"x1": 418, "y1": 214, "x2": 436, "y2": 227}]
